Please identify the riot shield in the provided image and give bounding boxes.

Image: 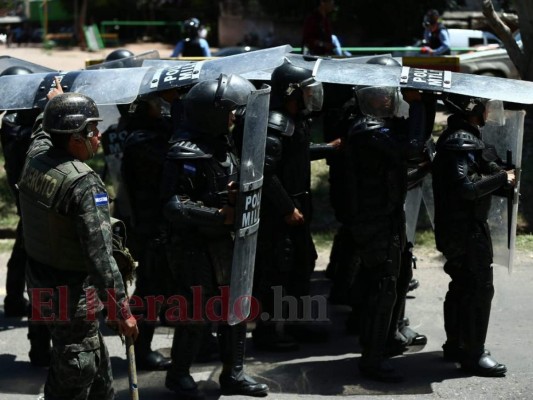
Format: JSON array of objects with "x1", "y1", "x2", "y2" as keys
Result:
[
  {"x1": 86, "y1": 50, "x2": 161, "y2": 70},
  {"x1": 241, "y1": 53, "x2": 389, "y2": 81},
  {"x1": 483, "y1": 110, "x2": 524, "y2": 273},
  {"x1": 314, "y1": 62, "x2": 533, "y2": 104},
  {"x1": 99, "y1": 108, "x2": 132, "y2": 222},
  {"x1": 0, "y1": 68, "x2": 149, "y2": 110},
  {"x1": 227, "y1": 85, "x2": 271, "y2": 325},
  {"x1": 0, "y1": 45, "x2": 291, "y2": 111},
  {"x1": 0, "y1": 55, "x2": 55, "y2": 74}
]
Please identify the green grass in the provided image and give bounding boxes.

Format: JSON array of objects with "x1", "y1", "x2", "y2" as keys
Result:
[
  {"x1": 0, "y1": 239, "x2": 14, "y2": 253},
  {"x1": 0, "y1": 150, "x2": 18, "y2": 230},
  {"x1": 516, "y1": 234, "x2": 533, "y2": 251}
]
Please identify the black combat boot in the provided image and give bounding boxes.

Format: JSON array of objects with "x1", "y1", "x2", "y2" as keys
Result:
[
  {"x1": 218, "y1": 323, "x2": 269, "y2": 397},
  {"x1": 28, "y1": 323, "x2": 51, "y2": 367},
  {"x1": 462, "y1": 350, "x2": 507, "y2": 377},
  {"x1": 165, "y1": 324, "x2": 206, "y2": 400},
  {"x1": 459, "y1": 286, "x2": 506, "y2": 377},
  {"x1": 135, "y1": 321, "x2": 172, "y2": 371}
]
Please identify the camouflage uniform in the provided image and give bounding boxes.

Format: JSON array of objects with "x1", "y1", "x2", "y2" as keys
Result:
[{"x1": 19, "y1": 123, "x2": 131, "y2": 400}]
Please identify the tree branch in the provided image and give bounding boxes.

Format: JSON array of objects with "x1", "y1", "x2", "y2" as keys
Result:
[{"x1": 482, "y1": 0, "x2": 524, "y2": 78}]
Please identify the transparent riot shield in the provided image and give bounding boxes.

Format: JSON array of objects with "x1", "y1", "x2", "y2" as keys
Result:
[
  {"x1": 314, "y1": 62, "x2": 533, "y2": 104},
  {"x1": 227, "y1": 85, "x2": 271, "y2": 325},
  {"x1": 483, "y1": 110, "x2": 525, "y2": 273},
  {"x1": 0, "y1": 46, "x2": 292, "y2": 111},
  {"x1": 0, "y1": 68, "x2": 150, "y2": 110},
  {"x1": 138, "y1": 45, "x2": 291, "y2": 94}
]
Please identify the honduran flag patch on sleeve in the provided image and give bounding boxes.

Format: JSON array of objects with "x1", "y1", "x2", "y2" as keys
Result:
[{"x1": 94, "y1": 193, "x2": 109, "y2": 207}]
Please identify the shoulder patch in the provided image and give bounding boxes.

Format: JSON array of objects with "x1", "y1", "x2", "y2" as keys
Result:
[
  {"x1": 94, "y1": 192, "x2": 109, "y2": 207},
  {"x1": 183, "y1": 163, "x2": 197, "y2": 175}
]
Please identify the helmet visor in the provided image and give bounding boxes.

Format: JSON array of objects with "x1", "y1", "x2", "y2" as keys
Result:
[
  {"x1": 485, "y1": 99, "x2": 505, "y2": 126},
  {"x1": 301, "y1": 79, "x2": 324, "y2": 113},
  {"x1": 356, "y1": 86, "x2": 400, "y2": 118}
]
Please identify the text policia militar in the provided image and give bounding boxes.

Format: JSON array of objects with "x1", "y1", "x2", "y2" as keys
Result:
[{"x1": 27, "y1": 286, "x2": 329, "y2": 323}]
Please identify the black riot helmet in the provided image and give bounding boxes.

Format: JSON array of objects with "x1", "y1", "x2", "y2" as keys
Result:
[
  {"x1": 105, "y1": 48, "x2": 134, "y2": 62},
  {"x1": 43, "y1": 93, "x2": 102, "y2": 135},
  {"x1": 183, "y1": 18, "x2": 200, "y2": 39},
  {"x1": 182, "y1": 73, "x2": 255, "y2": 137},
  {"x1": 366, "y1": 55, "x2": 401, "y2": 67},
  {"x1": 1, "y1": 66, "x2": 32, "y2": 76},
  {"x1": 442, "y1": 93, "x2": 507, "y2": 127},
  {"x1": 443, "y1": 93, "x2": 486, "y2": 118},
  {"x1": 270, "y1": 59, "x2": 323, "y2": 113}
]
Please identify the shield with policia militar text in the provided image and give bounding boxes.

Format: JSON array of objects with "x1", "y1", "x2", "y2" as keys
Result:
[
  {"x1": 0, "y1": 45, "x2": 292, "y2": 111},
  {"x1": 227, "y1": 85, "x2": 271, "y2": 325}
]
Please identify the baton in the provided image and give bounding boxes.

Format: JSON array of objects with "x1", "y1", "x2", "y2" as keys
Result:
[
  {"x1": 126, "y1": 335, "x2": 139, "y2": 400},
  {"x1": 506, "y1": 150, "x2": 513, "y2": 249}
]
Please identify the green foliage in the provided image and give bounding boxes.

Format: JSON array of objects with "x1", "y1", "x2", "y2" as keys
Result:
[{"x1": 0, "y1": 149, "x2": 18, "y2": 230}]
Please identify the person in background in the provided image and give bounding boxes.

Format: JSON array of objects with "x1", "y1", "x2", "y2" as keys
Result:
[
  {"x1": 171, "y1": 17, "x2": 211, "y2": 58},
  {"x1": 302, "y1": 0, "x2": 336, "y2": 56},
  {"x1": 421, "y1": 9, "x2": 451, "y2": 56}
]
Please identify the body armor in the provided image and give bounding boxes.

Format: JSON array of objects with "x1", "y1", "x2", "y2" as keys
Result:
[
  {"x1": 18, "y1": 151, "x2": 97, "y2": 271},
  {"x1": 432, "y1": 115, "x2": 507, "y2": 256}
]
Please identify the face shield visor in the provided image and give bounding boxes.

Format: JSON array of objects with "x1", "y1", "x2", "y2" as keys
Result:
[
  {"x1": 290, "y1": 78, "x2": 323, "y2": 113},
  {"x1": 484, "y1": 99, "x2": 505, "y2": 126},
  {"x1": 356, "y1": 86, "x2": 409, "y2": 119}
]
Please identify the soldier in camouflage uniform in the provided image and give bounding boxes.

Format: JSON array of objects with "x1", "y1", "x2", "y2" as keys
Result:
[{"x1": 18, "y1": 86, "x2": 138, "y2": 399}]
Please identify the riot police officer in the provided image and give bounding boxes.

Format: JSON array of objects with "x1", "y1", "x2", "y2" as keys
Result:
[
  {"x1": 252, "y1": 60, "x2": 333, "y2": 351},
  {"x1": 120, "y1": 94, "x2": 173, "y2": 370},
  {"x1": 338, "y1": 84, "x2": 429, "y2": 382},
  {"x1": 170, "y1": 17, "x2": 211, "y2": 58},
  {"x1": 1, "y1": 65, "x2": 54, "y2": 367},
  {"x1": 161, "y1": 74, "x2": 269, "y2": 398},
  {"x1": 19, "y1": 87, "x2": 138, "y2": 399},
  {"x1": 432, "y1": 93, "x2": 513, "y2": 377}
]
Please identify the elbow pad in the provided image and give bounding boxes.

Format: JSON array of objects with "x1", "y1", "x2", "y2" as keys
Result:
[{"x1": 264, "y1": 134, "x2": 283, "y2": 173}]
